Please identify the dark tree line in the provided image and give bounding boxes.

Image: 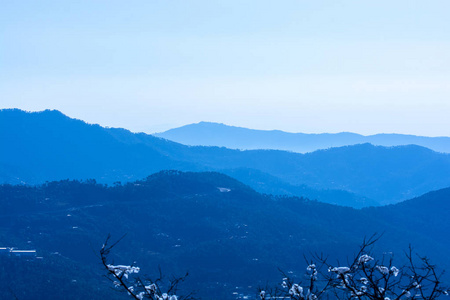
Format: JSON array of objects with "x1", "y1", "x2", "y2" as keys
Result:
[
  {"x1": 259, "y1": 235, "x2": 449, "y2": 300},
  {"x1": 101, "y1": 235, "x2": 449, "y2": 300}
]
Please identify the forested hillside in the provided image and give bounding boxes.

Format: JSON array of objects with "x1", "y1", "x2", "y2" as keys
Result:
[{"x1": 1, "y1": 171, "x2": 449, "y2": 299}]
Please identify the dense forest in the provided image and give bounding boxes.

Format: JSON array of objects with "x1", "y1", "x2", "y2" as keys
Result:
[{"x1": 1, "y1": 171, "x2": 449, "y2": 299}]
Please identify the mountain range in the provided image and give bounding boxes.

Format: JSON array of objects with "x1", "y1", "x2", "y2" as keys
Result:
[
  {"x1": 2, "y1": 109, "x2": 450, "y2": 206},
  {"x1": 2, "y1": 109, "x2": 450, "y2": 299},
  {"x1": 154, "y1": 121, "x2": 450, "y2": 154}
]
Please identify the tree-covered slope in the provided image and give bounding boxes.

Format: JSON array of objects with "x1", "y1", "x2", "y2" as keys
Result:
[{"x1": 1, "y1": 171, "x2": 449, "y2": 299}]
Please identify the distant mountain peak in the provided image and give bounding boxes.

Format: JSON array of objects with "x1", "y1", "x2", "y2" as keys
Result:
[{"x1": 155, "y1": 122, "x2": 450, "y2": 154}]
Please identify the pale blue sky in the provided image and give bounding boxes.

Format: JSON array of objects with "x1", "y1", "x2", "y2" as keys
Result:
[{"x1": 1, "y1": 1, "x2": 450, "y2": 135}]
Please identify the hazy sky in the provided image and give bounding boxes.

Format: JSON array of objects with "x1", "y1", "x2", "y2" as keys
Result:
[{"x1": 1, "y1": 1, "x2": 450, "y2": 136}]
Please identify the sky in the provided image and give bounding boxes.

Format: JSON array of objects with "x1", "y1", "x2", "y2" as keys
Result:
[{"x1": 1, "y1": 0, "x2": 450, "y2": 136}]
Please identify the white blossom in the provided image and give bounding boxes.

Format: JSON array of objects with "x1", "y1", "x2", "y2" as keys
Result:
[
  {"x1": 403, "y1": 290, "x2": 411, "y2": 298},
  {"x1": 107, "y1": 264, "x2": 140, "y2": 279},
  {"x1": 289, "y1": 284, "x2": 304, "y2": 297},
  {"x1": 358, "y1": 254, "x2": 374, "y2": 264},
  {"x1": 390, "y1": 266, "x2": 399, "y2": 277},
  {"x1": 330, "y1": 266, "x2": 351, "y2": 274},
  {"x1": 307, "y1": 264, "x2": 318, "y2": 279},
  {"x1": 145, "y1": 283, "x2": 157, "y2": 293},
  {"x1": 376, "y1": 265, "x2": 389, "y2": 275},
  {"x1": 306, "y1": 289, "x2": 318, "y2": 300}
]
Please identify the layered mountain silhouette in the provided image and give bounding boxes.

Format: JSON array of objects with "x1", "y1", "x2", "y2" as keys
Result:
[
  {"x1": 155, "y1": 121, "x2": 450, "y2": 153},
  {"x1": 2, "y1": 109, "x2": 450, "y2": 206},
  {"x1": 1, "y1": 172, "x2": 449, "y2": 299}
]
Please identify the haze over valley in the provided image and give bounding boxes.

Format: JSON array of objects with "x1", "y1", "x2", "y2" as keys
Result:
[
  {"x1": 2, "y1": 1, "x2": 450, "y2": 299},
  {"x1": 3, "y1": 109, "x2": 450, "y2": 207},
  {"x1": 155, "y1": 122, "x2": 450, "y2": 154}
]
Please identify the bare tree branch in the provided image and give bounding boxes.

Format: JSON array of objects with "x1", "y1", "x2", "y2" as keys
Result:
[{"x1": 100, "y1": 235, "x2": 196, "y2": 300}]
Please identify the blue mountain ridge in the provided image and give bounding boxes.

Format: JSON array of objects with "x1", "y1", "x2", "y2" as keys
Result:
[
  {"x1": 154, "y1": 121, "x2": 450, "y2": 153},
  {"x1": 2, "y1": 108, "x2": 450, "y2": 206}
]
